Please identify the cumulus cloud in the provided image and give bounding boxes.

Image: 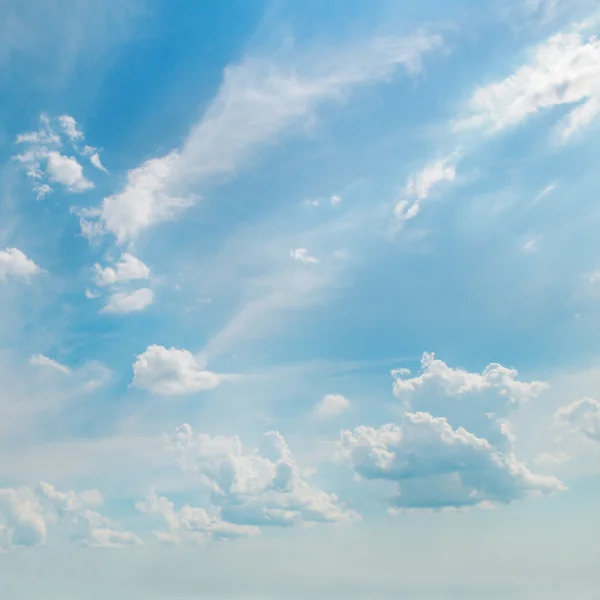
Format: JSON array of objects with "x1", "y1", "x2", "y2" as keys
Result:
[
  {"x1": 335, "y1": 352, "x2": 561, "y2": 511},
  {"x1": 94, "y1": 253, "x2": 150, "y2": 286},
  {"x1": 29, "y1": 354, "x2": 70, "y2": 375},
  {"x1": 14, "y1": 114, "x2": 98, "y2": 196},
  {"x1": 101, "y1": 288, "x2": 154, "y2": 314},
  {"x1": 0, "y1": 248, "x2": 40, "y2": 281},
  {"x1": 132, "y1": 345, "x2": 221, "y2": 395},
  {"x1": 0, "y1": 482, "x2": 139, "y2": 552},
  {"x1": 165, "y1": 424, "x2": 357, "y2": 528},
  {"x1": 136, "y1": 489, "x2": 259, "y2": 543},
  {"x1": 315, "y1": 394, "x2": 350, "y2": 418},
  {"x1": 555, "y1": 397, "x2": 600, "y2": 443},
  {"x1": 456, "y1": 30, "x2": 600, "y2": 140},
  {"x1": 338, "y1": 412, "x2": 564, "y2": 511},
  {"x1": 0, "y1": 487, "x2": 47, "y2": 551},
  {"x1": 80, "y1": 32, "x2": 443, "y2": 243},
  {"x1": 395, "y1": 152, "x2": 459, "y2": 222},
  {"x1": 46, "y1": 151, "x2": 93, "y2": 192},
  {"x1": 392, "y1": 352, "x2": 549, "y2": 448},
  {"x1": 290, "y1": 248, "x2": 319, "y2": 264}
]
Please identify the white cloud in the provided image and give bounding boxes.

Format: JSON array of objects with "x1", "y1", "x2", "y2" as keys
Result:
[
  {"x1": 392, "y1": 352, "x2": 549, "y2": 448},
  {"x1": 132, "y1": 345, "x2": 221, "y2": 395},
  {"x1": 166, "y1": 424, "x2": 357, "y2": 527},
  {"x1": 590, "y1": 270, "x2": 600, "y2": 285},
  {"x1": 555, "y1": 397, "x2": 600, "y2": 443},
  {"x1": 521, "y1": 236, "x2": 540, "y2": 252},
  {"x1": 456, "y1": 31, "x2": 600, "y2": 140},
  {"x1": 36, "y1": 482, "x2": 141, "y2": 548},
  {"x1": 315, "y1": 394, "x2": 350, "y2": 418},
  {"x1": 290, "y1": 248, "x2": 319, "y2": 264},
  {"x1": 0, "y1": 482, "x2": 139, "y2": 552},
  {"x1": 29, "y1": 354, "x2": 70, "y2": 376},
  {"x1": 533, "y1": 183, "x2": 557, "y2": 205},
  {"x1": 136, "y1": 489, "x2": 260, "y2": 543},
  {"x1": 395, "y1": 153, "x2": 459, "y2": 221},
  {"x1": 0, "y1": 248, "x2": 40, "y2": 281},
  {"x1": 0, "y1": 487, "x2": 47, "y2": 551},
  {"x1": 46, "y1": 151, "x2": 93, "y2": 192},
  {"x1": 94, "y1": 253, "x2": 150, "y2": 286},
  {"x1": 331, "y1": 194, "x2": 342, "y2": 206},
  {"x1": 83, "y1": 32, "x2": 443, "y2": 243},
  {"x1": 338, "y1": 412, "x2": 564, "y2": 511},
  {"x1": 95, "y1": 151, "x2": 193, "y2": 244},
  {"x1": 89, "y1": 151, "x2": 107, "y2": 173},
  {"x1": 101, "y1": 288, "x2": 154, "y2": 315},
  {"x1": 58, "y1": 115, "x2": 84, "y2": 141}
]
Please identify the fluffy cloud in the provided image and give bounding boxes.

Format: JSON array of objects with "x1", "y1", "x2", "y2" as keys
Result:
[
  {"x1": 392, "y1": 352, "x2": 548, "y2": 448},
  {"x1": 335, "y1": 352, "x2": 561, "y2": 511},
  {"x1": 94, "y1": 253, "x2": 150, "y2": 286},
  {"x1": 29, "y1": 354, "x2": 70, "y2": 375},
  {"x1": 101, "y1": 288, "x2": 154, "y2": 314},
  {"x1": 136, "y1": 489, "x2": 259, "y2": 544},
  {"x1": 0, "y1": 482, "x2": 139, "y2": 552},
  {"x1": 0, "y1": 487, "x2": 47, "y2": 551},
  {"x1": 0, "y1": 248, "x2": 40, "y2": 281},
  {"x1": 81, "y1": 32, "x2": 442, "y2": 243},
  {"x1": 395, "y1": 152, "x2": 459, "y2": 222},
  {"x1": 457, "y1": 30, "x2": 600, "y2": 140},
  {"x1": 315, "y1": 394, "x2": 350, "y2": 418},
  {"x1": 555, "y1": 397, "x2": 600, "y2": 443},
  {"x1": 338, "y1": 412, "x2": 564, "y2": 511},
  {"x1": 94, "y1": 151, "x2": 194, "y2": 244},
  {"x1": 165, "y1": 424, "x2": 357, "y2": 528},
  {"x1": 290, "y1": 248, "x2": 319, "y2": 264},
  {"x1": 46, "y1": 151, "x2": 93, "y2": 192},
  {"x1": 14, "y1": 114, "x2": 98, "y2": 196},
  {"x1": 132, "y1": 345, "x2": 221, "y2": 395}
]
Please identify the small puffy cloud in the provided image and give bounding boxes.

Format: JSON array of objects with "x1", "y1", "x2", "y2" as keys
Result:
[
  {"x1": 166, "y1": 424, "x2": 357, "y2": 528},
  {"x1": 456, "y1": 31, "x2": 600, "y2": 140},
  {"x1": 94, "y1": 253, "x2": 150, "y2": 286},
  {"x1": 331, "y1": 194, "x2": 342, "y2": 206},
  {"x1": 338, "y1": 411, "x2": 564, "y2": 511},
  {"x1": 555, "y1": 397, "x2": 600, "y2": 443},
  {"x1": 101, "y1": 288, "x2": 154, "y2": 315},
  {"x1": 58, "y1": 115, "x2": 84, "y2": 142},
  {"x1": 315, "y1": 394, "x2": 350, "y2": 418},
  {"x1": 136, "y1": 489, "x2": 259, "y2": 544},
  {"x1": 46, "y1": 151, "x2": 93, "y2": 192},
  {"x1": 290, "y1": 248, "x2": 319, "y2": 264},
  {"x1": 0, "y1": 248, "x2": 40, "y2": 281},
  {"x1": 29, "y1": 354, "x2": 70, "y2": 376},
  {"x1": 521, "y1": 236, "x2": 539, "y2": 252},
  {"x1": 395, "y1": 153, "x2": 459, "y2": 221},
  {"x1": 132, "y1": 345, "x2": 221, "y2": 395}
]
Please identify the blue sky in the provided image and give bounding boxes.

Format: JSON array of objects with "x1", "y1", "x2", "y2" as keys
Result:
[{"x1": 2, "y1": 0, "x2": 600, "y2": 598}]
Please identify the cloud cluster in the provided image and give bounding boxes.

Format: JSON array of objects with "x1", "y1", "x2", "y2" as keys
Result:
[
  {"x1": 156, "y1": 424, "x2": 356, "y2": 538},
  {"x1": 337, "y1": 352, "x2": 563, "y2": 511},
  {"x1": 0, "y1": 482, "x2": 139, "y2": 552},
  {"x1": 89, "y1": 253, "x2": 153, "y2": 315},
  {"x1": 13, "y1": 114, "x2": 104, "y2": 198}
]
